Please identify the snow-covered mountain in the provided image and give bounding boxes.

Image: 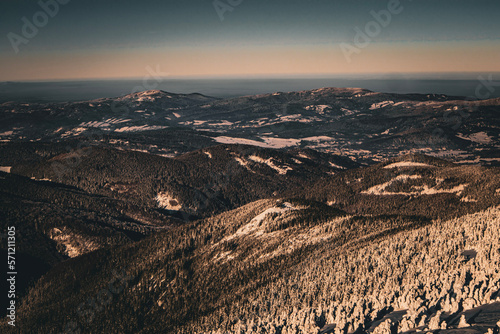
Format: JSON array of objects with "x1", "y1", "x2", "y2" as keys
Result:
[
  {"x1": 1, "y1": 87, "x2": 499, "y2": 165},
  {"x1": 1, "y1": 87, "x2": 499, "y2": 333}
]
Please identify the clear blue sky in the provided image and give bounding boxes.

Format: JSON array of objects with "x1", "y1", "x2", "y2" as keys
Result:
[{"x1": 1, "y1": 0, "x2": 499, "y2": 80}]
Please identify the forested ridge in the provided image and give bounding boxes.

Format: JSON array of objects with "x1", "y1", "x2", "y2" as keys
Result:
[{"x1": 1, "y1": 143, "x2": 499, "y2": 333}]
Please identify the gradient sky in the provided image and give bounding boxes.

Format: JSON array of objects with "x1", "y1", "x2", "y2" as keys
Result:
[{"x1": 1, "y1": 0, "x2": 499, "y2": 81}]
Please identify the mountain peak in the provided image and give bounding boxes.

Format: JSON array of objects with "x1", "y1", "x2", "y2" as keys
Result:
[
  {"x1": 138, "y1": 89, "x2": 164, "y2": 95},
  {"x1": 128, "y1": 89, "x2": 170, "y2": 98},
  {"x1": 121, "y1": 90, "x2": 216, "y2": 101}
]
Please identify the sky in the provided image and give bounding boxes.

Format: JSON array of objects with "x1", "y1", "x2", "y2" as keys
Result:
[{"x1": 0, "y1": 0, "x2": 499, "y2": 81}]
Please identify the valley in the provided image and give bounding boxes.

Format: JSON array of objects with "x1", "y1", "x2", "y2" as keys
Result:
[{"x1": 0, "y1": 87, "x2": 499, "y2": 333}]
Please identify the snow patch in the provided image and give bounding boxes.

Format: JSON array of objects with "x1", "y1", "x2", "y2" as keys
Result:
[
  {"x1": 260, "y1": 137, "x2": 301, "y2": 148},
  {"x1": 138, "y1": 90, "x2": 162, "y2": 96},
  {"x1": 341, "y1": 108, "x2": 357, "y2": 115},
  {"x1": 457, "y1": 132, "x2": 493, "y2": 144},
  {"x1": 305, "y1": 105, "x2": 330, "y2": 113},
  {"x1": 249, "y1": 155, "x2": 292, "y2": 175},
  {"x1": 155, "y1": 192, "x2": 182, "y2": 211},
  {"x1": 279, "y1": 114, "x2": 320, "y2": 123},
  {"x1": 114, "y1": 125, "x2": 167, "y2": 133},
  {"x1": 214, "y1": 136, "x2": 300, "y2": 149},
  {"x1": 302, "y1": 136, "x2": 334, "y2": 142},
  {"x1": 362, "y1": 175, "x2": 468, "y2": 196},
  {"x1": 461, "y1": 196, "x2": 477, "y2": 203},
  {"x1": 208, "y1": 120, "x2": 233, "y2": 126},
  {"x1": 61, "y1": 127, "x2": 87, "y2": 138},
  {"x1": 30, "y1": 176, "x2": 51, "y2": 182},
  {"x1": 0, "y1": 166, "x2": 12, "y2": 173},
  {"x1": 329, "y1": 161, "x2": 346, "y2": 169},
  {"x1": 362, "y1": 175, "x2": 422, "y2": 195},
  {"x1": 384, "y1": 162, "x2": 433, "y2": 169},
  {"x1": 234, "y1": 157, "x2": 255, "y2": 173},
  {"x1": 418, "y1": 184, "x2": 468, "y2": 196},
  {"x1": 49, "y1": 227, "x2": 99, "y2": 258},
  {"x1": 370, "y1": 101, "x2": 394, "y2": 110},
  {"x1": 228, "y1": 202, "x2": 300, "y2": 240},
  {"x1": 297, "y1": 153, "x2": 310, "y2": 159},
  {"x1": 234, "y1": 157, "x2": 247, "y2": 166},
  {"x1": 80, "y1": 121, "x2": 111, "y2": 128},
  {"x1": 103, "y1": 118, "x2": 131, "y2": 124}
]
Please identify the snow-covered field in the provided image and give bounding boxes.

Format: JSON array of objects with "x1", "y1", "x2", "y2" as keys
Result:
[
  {"x1": 222, "y1": 202, "x2": 302, "y2": 244},
  {"x1": 0, "y1": 130, "x2": 14, "y2": 136},
  {"x1": 0, "y1": 166, "x2": 12, "y2": 173},
  {"x1": 301, "y1": 136, "x2": 335, "y2": 142},
  {"x1": 369, "y1": 101, "x2": 394, "y2": 110},
  {"x1": 362, "y1": 174, "x2": 468, "y2": 196},
  {"x1": 48, "y1": 227, "x2": 99, "y2": 258},
  {"x1": 457, "y1": 131, "x2": 493, "y2": 144},
  {"x1": 115, "y1": 125, "x2": 167, "y2": 133},
  {"x1": 155, "y1": 192, "x2": 183, "y2": 211},
  {"x1": 383, "y1": 161, "x2": 433, "y2": 169},
  {"x1": 214, "y1": 136, "x2": 300, "y2": 149},
  {"x1": 248, "y1": 155, "x2": 292, "y2": 175},
  {"x1": 60, "y1": 127, "x2": 88, "y2": 138},
  {"x1": 305, "y1": 105, "x2": 331, "y2": 113}
]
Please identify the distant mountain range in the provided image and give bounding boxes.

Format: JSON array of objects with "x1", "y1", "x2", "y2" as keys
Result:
[
  {"x1": 1, "y1": 87, "x2": 499, "y2": 165},
  {"x1": 0, "y1": 87, "x2": 499, "y2": 333}
]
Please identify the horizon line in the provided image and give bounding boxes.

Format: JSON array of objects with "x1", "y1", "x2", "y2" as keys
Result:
[{"x1": 3, "y1": 71, "x2": 500, "y2": 83}]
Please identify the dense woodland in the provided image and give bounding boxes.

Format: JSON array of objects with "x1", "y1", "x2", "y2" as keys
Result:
[
  {"x1": 2, "y1": 198, "x2": 499, "y2": 333},
  {"x1": 1, "y1": 140, "x2": 500, "y2": 333}
]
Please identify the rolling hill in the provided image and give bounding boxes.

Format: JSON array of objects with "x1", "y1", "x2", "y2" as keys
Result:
[{"x1": 1, "y1": 87, "x2": 499, "y2": 333}]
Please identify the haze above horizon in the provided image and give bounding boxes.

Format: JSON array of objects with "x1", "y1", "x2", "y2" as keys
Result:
[{"x1": 1, "y1": 0, "x2": 499, "y2": 81}]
